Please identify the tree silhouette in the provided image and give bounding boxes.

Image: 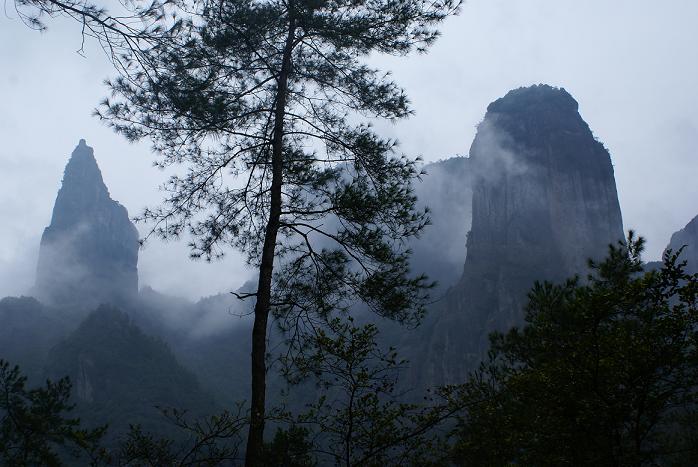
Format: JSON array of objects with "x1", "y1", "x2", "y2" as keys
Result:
[
  {"x1": 92, "y1": 0, "x2": 460, "y2": 463},
  {"x1": 449, "y1": 234, "x2": 698, "y2": 465},
  {"x1": 0, "y1": 360, "x2": 106, "y2": 465}
]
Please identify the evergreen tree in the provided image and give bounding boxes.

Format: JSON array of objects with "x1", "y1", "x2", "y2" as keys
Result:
[
  {"x1": 117, "y1": 408, "x2": 247, "y2": 465},
  {"x1": 263, "y1": 426, "x2": 315, "y2": 467},
  {"x1": 12, "y1": 0, "x2": 169, "y2": 71},
  {"x1": 0, "y1": 360, "x2": 106, "y2": 465},
  {"x1": 284, "y1": 317, "x2": 454, "y2": 466},
  {"x1": 447, "y1": 233, "x2": 698, "y2": 466},
  {"x1": 96, "y1": 0, "x2": 460, "y2": 463}
]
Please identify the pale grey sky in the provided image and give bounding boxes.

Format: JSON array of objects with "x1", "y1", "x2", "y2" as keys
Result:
[{"x1": 1, "y1": 0, "x2": 697, "y2": 298}]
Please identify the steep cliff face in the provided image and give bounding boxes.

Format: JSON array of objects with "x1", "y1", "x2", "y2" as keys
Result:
[
  {"x1": 35, "y1": 140, "x2": 139, "y2": 307},
  {"x1": 410, "y1": 157, "x2": 472, "y2": 289},
  {"x1": 417, "y1": 85, "x2": 625, "y2": 386},
  {"x1": 664, "y1": 214, "x2": 698, "y2": 273}
]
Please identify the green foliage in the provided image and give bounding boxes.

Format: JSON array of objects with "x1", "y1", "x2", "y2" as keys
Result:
[
  {"x1": 447, "y1": 233, "x2": 698, "y2": 466},
  {"x1": 264, "y1": 426, "x2": 315, "y2": 467},
  {"x1": 284, "y1": 317, "x2": 452, "y2": 466},
  {"x1": 12, "y1": 0, "x2": 170, "y2": 65},
  {"x1": 0, "y1": 359, "x2": 106, "y2": 466},
  {"x1": 97, "y1": 0, "x2": 461, "y2": 328},
  {"x1": 95, "y1": 0, "x2": 460, "y2": 462},
  {"x1": 117, "y1": 425, "x2": 177, "y2": 466},
  {"x1": 116, "y1": 408, "x2": 247, "y2": 466}
]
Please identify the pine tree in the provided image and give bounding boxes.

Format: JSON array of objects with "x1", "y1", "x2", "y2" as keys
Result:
[
  {"x1": 0, "y1": 360, "x2": 106, "y2": 465},
  {"x1": 284, "y1": 317, "x2": 453, "y2": 466},
  {"x1": 97, "y1": 0, "x2": 460, "y2": 463},
  {"x1": 448, "y1": 234, "x2": 698, "y2": 466}
]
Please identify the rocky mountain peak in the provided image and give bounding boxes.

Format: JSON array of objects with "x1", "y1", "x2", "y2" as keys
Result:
[
  {"x1": 466, "y1": 84, "x2": 624, "y2": 282},
  {"x1": 35, "y1": 140, "x2": 139, "y2": 307},
  {"x1": 487, "y1": 84, "x2": 578, "y2": 114},
  {"x1": 415, "y1": 85, "x2": 625, "y2": 386},
  {"x1": 664, "y1": 214, "x2": 698, "y2": 273}
]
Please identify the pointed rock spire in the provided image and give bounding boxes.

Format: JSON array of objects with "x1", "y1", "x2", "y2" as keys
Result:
[{"x1": 35, "y1": 140, "x2": 139, "y2": 307}]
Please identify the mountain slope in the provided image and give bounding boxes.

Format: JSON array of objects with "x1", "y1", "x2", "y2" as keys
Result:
[{"x1": 46, "y1": 305, "x2": 216, "y2": 442}]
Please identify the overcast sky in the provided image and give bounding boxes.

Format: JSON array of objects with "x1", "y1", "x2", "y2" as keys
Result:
[{"x1": 1, "y1": 0, "x2": 697, "y2": 299}]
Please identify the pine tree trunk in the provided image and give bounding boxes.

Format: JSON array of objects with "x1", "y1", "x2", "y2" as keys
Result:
[{"x1": 244, "y1": 15, "x2": 296, "y2": 467}]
